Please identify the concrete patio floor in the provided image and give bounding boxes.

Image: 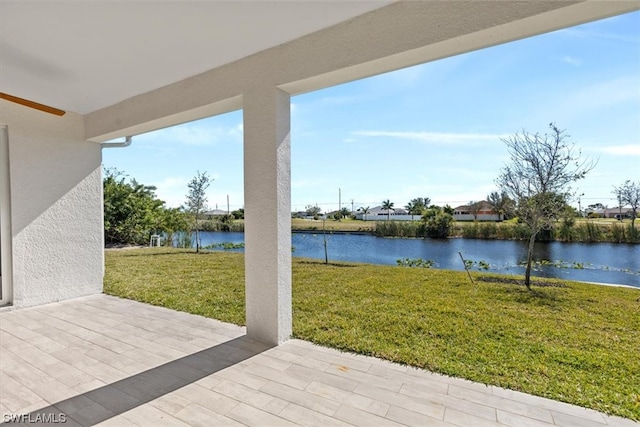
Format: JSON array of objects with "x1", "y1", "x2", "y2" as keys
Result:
[{"x1": 0, "y1": 295, "x2": 636, "y2": 426}]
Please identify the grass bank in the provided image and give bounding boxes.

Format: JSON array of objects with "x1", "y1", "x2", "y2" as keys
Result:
[
  {"x1": 452, "y1": 219, "x2": 639, "y2": 243},
  {"x1": 188, "y1": 217, "x2": 638, "y2": 243},
  {"x1": 292, "y1": 218, "x2": 374, "y2": 232},
  {"x1": 104, "y1": 248, "x2": 640, "y2": 420}
]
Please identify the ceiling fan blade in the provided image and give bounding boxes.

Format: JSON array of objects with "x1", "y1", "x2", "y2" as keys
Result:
[{"x1": 0, "y1": 92, "x2": 66, "y2": 116}]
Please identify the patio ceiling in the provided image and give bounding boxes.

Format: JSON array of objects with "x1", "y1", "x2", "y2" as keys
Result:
[
  {"x1": 0, "y1": 0, "x2": 390, "y2": 115},
  {"x1": 2, "y1": 1, "x2": 638, "y2": 142}
]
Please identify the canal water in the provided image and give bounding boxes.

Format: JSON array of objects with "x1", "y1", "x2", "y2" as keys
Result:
[{"x1": 192, "y1": 231, "x2": 640, "y2": 287}]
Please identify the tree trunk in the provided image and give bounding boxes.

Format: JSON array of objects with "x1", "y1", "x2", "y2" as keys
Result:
[
  {"x1": 524, "y1": 231, "x2": 536, "y2": 290},
  {"x1": 322, "y1": 220, "x2": 328, "y2": 264}
]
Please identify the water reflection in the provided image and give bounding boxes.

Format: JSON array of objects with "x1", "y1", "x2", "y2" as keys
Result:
[{"x1": 193, "y1": 231, "x2": 640, "y2": 287}]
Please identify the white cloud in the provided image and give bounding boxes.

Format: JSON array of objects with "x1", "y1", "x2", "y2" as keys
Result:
[
  {"x1": 163, "y1": 126, "x2": 219, "y2": 146},
  {"x1": 147, "y1": 176, "x2": 189, "y2": 208},
  {"x1": 292, "y1": 178, "x2": 328, "y2": 189},
  {"x1": 149, "y1": 173, "x2": 228, "y2": 208},
  {"x1": 591, "y1": 144, "x2": 640, "y2": 156},
  {"x1": 532, "y1": 75, "x2": 640, "y2": 122},
  {"x1": 318, "y1": 94, "x2": 366, "y2": 106},
  {"x1": 560, "y1": 27, "x2": 639, "y2": 44},
  {"x1": 562, "y1": 56, "x2": 582, "y2": 66},
  {"x1": 351, "y1": 130, "x2": 508, "y2": 144},
  {"x1": 375, "y1": 65, "x2": 424, "y2": 86},
  {"x1": 292, "y1": 179, "x2": 312, "y2": 189},
  {"x1": 154, "y1": 176, "x2": 188, "y2": 189},
  {"x1": 137, "y1": 122, "x2": 241, "y2": 147},
  {"x1": 228, "y1": 122, "x2": 243, "y2": 143}
]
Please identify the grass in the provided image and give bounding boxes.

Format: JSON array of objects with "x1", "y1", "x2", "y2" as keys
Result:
[
  {"x1": 292, "y1": 218, "x2": 374, "y2": 232},
  {"x1": 104, "y1": 248, "x2": 640, "y2": 420}
]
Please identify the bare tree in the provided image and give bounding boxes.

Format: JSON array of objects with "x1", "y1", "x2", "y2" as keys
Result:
[
  {"x1": 496, "y1": 123, "x2": 595, "y2": 289},
  {"x1": 305, "y1": 204, "x2": 322, "y2": 218},
  {"x1": 613, "y1": 180, "x2": 640, "y2": 230},
  {"x1": 467, "y1": 201, "x2": 482, "y2": 222},
  {"x1": 185, "y1": 171, "x2": 212, "y2": 253}
]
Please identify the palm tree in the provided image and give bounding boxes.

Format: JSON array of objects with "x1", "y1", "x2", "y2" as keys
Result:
[
  {"x1": 405, "y1": 197, "x2": 430, "y2": 220},
  {"x1": 357, "y1": 206, "x2": 370, "y2": 221},
  {"x1": 381, "y1": 199, "x2": 395, "y2": 220},
  {"x1": 405, "y1": 201, "x2": 416, "y2": 220}
]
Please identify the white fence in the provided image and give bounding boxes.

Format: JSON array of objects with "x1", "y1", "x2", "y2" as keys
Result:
[
  {"x1": 356, "y1": 214, "x2": 422, "y2": 221},
  {"x1": 354, "y1": 213, "x2": 501, "y2": 222},
  {"x1": 452, "y1": 214, "x2": 501, "y2": 222}
]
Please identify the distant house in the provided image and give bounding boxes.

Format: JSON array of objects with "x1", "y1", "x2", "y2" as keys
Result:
[
  {"x1": 368, "y1": 206, "x2": 408, "y2": 217},
  {"x1": 603, "y1": 207, "x2": 633, "y2": 219},
  {"x1": 356, "y1": 206, "x2": 415, "y2": 221},
  {"x1": 585, "y1": 207, "x2": 606, "y2": 218},
  {"x1": 203, "y1": 209, "x2": 229, "y2": 219},
  {"x1": 453, "y1": 201, "x2": 500, "y2": 221}
]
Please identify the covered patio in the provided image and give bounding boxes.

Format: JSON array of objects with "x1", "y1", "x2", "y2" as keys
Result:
[
  {"x1": 1, "y1": 1, "x2": 640, "y2": 425},
  {"x1": 1, "y1": 1, "x2": 638, "y2": 341},
  {"x1": 1, "y1": 294, "x2": 635, "y2": 426}
]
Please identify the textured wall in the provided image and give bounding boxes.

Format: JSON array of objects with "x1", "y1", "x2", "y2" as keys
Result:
[
  {"x1": 243, "y1": 87, "x2": 292, "y2": 344},
  {"x1": 1, "y1": 101, "x2": 103, "y2": 308}
]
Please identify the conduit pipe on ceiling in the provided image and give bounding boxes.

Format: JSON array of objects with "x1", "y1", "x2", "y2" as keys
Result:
[{"x1": 101, "y1": 136, "x2": 132, "y2": 148}]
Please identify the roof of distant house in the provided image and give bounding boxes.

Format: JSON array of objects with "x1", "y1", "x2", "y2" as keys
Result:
[
  {"x1": 204, "y1": 209, "x2": 229, "y2": 216},
  {"x1": 368, "y1": 205, "x2": 408, "y2": 214},
  {"x1": 453, "y1": 201, "x2": 495, "y2": 211}
]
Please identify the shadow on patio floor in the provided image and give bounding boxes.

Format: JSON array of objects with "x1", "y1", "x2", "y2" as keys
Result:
[{"x1": 25, "y1": 336, "x2": 272, "y2": 426}]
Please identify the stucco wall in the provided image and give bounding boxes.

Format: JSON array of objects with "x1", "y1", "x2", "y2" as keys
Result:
[{"x1": 1, "y1": 102, "x2": 103, "y2": 308}]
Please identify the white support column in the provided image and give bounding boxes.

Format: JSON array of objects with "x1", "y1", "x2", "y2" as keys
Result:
[
  {"x1": 0, "y1": 125, "x2": 13, "y2": 306},
  {"x1": 243, "y1": 87, "x2": 291, "y2": 345}
]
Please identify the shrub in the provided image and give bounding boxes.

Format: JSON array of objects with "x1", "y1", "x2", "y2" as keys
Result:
[
  {"x1": 575, "y1": 221, "x2": 602, "y2": 242},
  {"x1": 461, "y1": 223, "x2": 478, "y2": 238},
  {"x1": 555, "y1": 221, "x2": 575, "y2": 241},
  {"x1": 479, "y1": 223, "x2": 497, "y2": 239},
  {"x1": 374, "y1": 221, "x2": 422, "y2": 237},
  {"x1": 608, "y1": 223, "x2": 626, "y2": 243},
  {"x1": 422, "y1": 209, "x2": 453, "y2": 238}
]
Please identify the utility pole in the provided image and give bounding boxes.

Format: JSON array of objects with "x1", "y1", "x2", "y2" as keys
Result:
[
  {"x1": 578, "y1": 193, "x2": 584, "y2": 217},
  {"x1": 339, "y1": 188, "x2": 341, "y2": 213},
  {"x1": 227, "y1": 194, "x2": 230, "y2": 214},
  {"x1": 619, "y1": 195, "x2": 623, "y2": 220},
  {"x1": 351, "y1": 199, "x2": 354, "y2": 215}
]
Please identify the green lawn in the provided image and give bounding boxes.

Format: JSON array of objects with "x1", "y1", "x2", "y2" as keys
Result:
[
  {"x1": 291, "y1": 217, "x2": 375, "y2": 232},
  {"x1": 104, "y1": 248, "x2": 640, "y2": 420}
]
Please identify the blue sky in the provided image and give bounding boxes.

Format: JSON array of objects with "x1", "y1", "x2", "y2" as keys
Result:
[{"x1": 103, "y1": 11, "x2": 640, "y2": 213}]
